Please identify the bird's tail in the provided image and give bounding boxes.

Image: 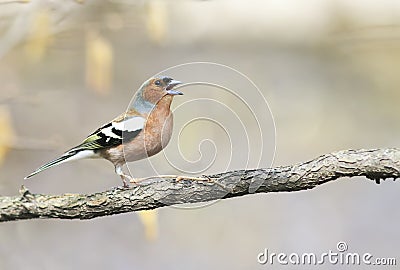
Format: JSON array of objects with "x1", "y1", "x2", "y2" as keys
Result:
[{"x1": 24, "y1": 148, "x2": 95, "y2": 179}]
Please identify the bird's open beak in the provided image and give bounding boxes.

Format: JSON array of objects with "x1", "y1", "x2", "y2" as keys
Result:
[{"x1": 166, "y1": 80, "x2": 183, "y2": 95}]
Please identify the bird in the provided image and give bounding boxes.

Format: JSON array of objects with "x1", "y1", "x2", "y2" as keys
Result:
[{"x1": 25, "y1": 76, "x2": 184, "y2": 187}]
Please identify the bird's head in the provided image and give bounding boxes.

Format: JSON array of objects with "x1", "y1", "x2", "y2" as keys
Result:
[{"x1": 132, "y1": 76, "x2": 183, "y2": 113}]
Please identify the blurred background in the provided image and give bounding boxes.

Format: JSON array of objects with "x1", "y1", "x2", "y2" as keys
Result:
[{"x1": 1, "y1": 0, "x2": 400, "y2": 269}]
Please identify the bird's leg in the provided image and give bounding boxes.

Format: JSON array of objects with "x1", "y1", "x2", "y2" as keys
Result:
[{"x1": 115, "y1": 165, "x2": 133, "y2": 188}]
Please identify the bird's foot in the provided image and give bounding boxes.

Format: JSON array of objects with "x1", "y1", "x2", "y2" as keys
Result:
[
  {"x1": 120, "y1": 175, "x2": 142, "y2": 188},
  {"x1": 122, "y1": 179, "x2": 130, "y2": 188},
  {"x1": 115, "y1": 166, "x2": 136, "y2": 188}
]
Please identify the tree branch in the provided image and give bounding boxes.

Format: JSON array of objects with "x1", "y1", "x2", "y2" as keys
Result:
[{"x1": 1, "y1": 148, "x2": 399, "y2": 222}]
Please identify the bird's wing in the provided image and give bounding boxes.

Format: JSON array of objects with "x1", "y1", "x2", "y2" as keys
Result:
[
  {"x1": 24, "y1": 114, "x2": 146, "y2": 179},
  {"x1": 80, "y1": 114, "x2": 146, "y2": 150}
]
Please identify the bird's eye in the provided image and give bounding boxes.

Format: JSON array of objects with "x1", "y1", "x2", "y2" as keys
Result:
[{"x1": 155, "y1": 80, "x2": 161, "y2": 86}]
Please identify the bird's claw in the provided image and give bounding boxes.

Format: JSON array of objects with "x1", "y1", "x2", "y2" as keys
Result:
[{"x1": 122, "y1": 182, "x2": 130, "y2": 189}]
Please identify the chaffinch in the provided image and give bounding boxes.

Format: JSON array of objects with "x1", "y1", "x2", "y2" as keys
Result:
[{"x1": 25, "y1": 76, "x2": 184, "y2": 187}]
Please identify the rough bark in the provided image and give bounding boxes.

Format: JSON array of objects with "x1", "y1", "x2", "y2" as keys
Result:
[{"x1": 1, "y1": 148, "x2": 399, "y2": 222}]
